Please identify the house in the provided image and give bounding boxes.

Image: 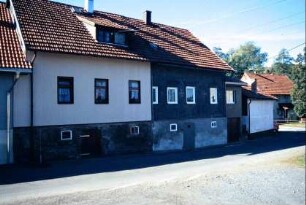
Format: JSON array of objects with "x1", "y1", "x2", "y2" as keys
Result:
[
  {"x1": 0, "y1": 2, "x2": 32, "y2": 164},
  {"x1": 3, "y1": 0, "x2": 233, "y2": 164},
  {"x1": 241, "y1": 85, "x2": 276, "y2": 135},
  {"x1": 241, "y1": 72, "x2": 295, "y2": 121},
  {"x1": 225, "y1": 78, "x2": 247, "y2": 142}
]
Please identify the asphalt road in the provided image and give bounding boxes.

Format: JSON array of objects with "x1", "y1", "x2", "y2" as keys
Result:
[{"x1": 0, "y1": 130, "x2": 305, "y2": 204}]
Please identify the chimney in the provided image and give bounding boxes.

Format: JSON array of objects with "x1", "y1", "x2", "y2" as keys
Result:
[
  {"x1": 251, "y1": 79, "x2": 257, "y2": 93},
  {"x1": 143, "y1": 10, "x2": 152, "y2": 25},
  {"x1": 84, "y1": 0, "x2": 94, "y2": 14}
]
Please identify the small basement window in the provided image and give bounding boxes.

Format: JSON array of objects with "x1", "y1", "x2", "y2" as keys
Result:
[
  {"x1": 130, "y1": 126, "x2": 140, "y2": 135},
  {"x1": 211, "y1": 121, "x2": 217, "y2": 128},
  {"x1": 170, "y1": 123, "x2": 178, "y2": 132},
  {"x1": 61, "y1": 130, "x2": 72, "y2": 140}
]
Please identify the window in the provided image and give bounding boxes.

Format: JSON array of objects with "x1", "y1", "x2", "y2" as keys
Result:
[
  {"x1": 97, "y1": 28, "x2": 126, "y2": 45},
  {"x1": 211, "y1": 121, "x2": 217, "y2": 128},
  {"x1": 114, "y1": 32, "x2": 126, "y2": 45},
  {"x1": 210, "y1": 88, "x2": 218, "y2": 104},
  {"x1": 186, "y1": 86, "x2": 196, "y2": 104},
  {"x1": 97, "y1": 29, "x2": 113, "y2": 43},
  {"x1": 167, "y1": 87, "x2": 178, "y2": 104},
  {"x1": 130, "y1": 126, "x2": 139, "y2": 135},
  {"x1": 129, "y1": 80, "x2": 141, "y2": 104},
  {"x1": 95, "y1": 79, "x2": 109, "y2": 104},
  {"x1": 61, "y1": 130, "x2": 72, "y2": 140},
  {"x1": 152, "y1": 86, "x2": 158, "y2": 104},
  {"x1": 170, "y1": 123, "x2": 178, "y2": 132},
  {"x1": 226, "y1": 90, "x2": 236, "y2": 104},
  {"x1": 58, "y1": 77, "x2": 74, "y2": 104}
]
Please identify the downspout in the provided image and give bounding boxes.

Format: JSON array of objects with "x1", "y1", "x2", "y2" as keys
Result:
[
  {"x1": 7, "y1": 72, "x2": 20, "y2": 164},
  {"x1": 29, "y1": 52, "x2": 36, "y2": 163},
  {"x1": 247, "y1": 98, "x2": 252, "y2": 139}
]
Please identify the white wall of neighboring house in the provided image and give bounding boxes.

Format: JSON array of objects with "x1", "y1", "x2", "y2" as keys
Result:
[
  {"x1": 14, "y1": 52, "x2": 152, "y2": 127},
  {"x1": 249, "y1": 100, "x2": 274, "y2": 133}
]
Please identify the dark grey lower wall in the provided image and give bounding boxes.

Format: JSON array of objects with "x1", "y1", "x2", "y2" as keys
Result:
[
  {"x1": 153, "y1": 118, "x2": 227, "y2": 151},
  {"x1": 14, "y1": 121, "x2": 152, "y2": 163},
  {"x1": 14, "y1": 118, "x2": 229, "y2": 163}
]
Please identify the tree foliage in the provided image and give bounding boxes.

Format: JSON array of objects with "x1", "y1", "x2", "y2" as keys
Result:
[
  {"x1": 290, "y1": 48, "x2": 306, "y2": 118},
  {"x1": 213, "y1": 42, "x2": 268, "y2": 77},
  {"x1": 271, "y1": 49, "x2": 294, "y2": 76}
]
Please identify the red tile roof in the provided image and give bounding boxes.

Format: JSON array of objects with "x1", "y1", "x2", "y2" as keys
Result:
[
  {"x1": 0, "y1": 3, "x2": 31, "y2": 70},
  {"x1": 11, "y1": 0, "x2": 233, "y2": 71},
  {"x1": 244, "y1": 73, "x2": 293, "y2": 95},
  {"x1": 242, "y1": 86, "x2": 277, "y2": 100}
]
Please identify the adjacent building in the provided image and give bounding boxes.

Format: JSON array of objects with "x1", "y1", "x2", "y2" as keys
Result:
[
  {"x1": 241, "y1": 72, "x2": 295, "y2": 121},
  {"x1": 241, "y1": 83, "x2": 277, "y2": 135},
  {"x1": 0, "y1": 3, "x2": 32, "y2": 164},
  {"x1": 225, "y1": 78, "x2": 246, "y2": 142}
]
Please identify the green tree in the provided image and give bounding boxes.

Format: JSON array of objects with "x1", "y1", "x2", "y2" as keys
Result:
[
  {"x1": 291, "y1": 48, "x2": 306, "y2": 118},
  {"x1": 271, "y1": 49, "x2": 294, "y2": 76},
  {"x1": 213, "y1": 47, "x2": 229, "y2": 62},
  {"x1": 214, "y1": 42, "x2": 268, "y2": 77}
]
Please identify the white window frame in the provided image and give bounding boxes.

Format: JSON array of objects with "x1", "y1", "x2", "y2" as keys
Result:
[
  {"x1": 226, "y1": 90, "x2": 235, "y2": 104},
  {"x1": 152, "y1": 86, "x2": 158, "y2": 104},
  {"x1": 130, "y1": 126, "x2": 140, "y2": 135},
  {"x1": 170, "y1": 123, "x2": 178, "y2": 132},
  {"x1": 167, "y1": 87, "x2": 178, "y2": 104},
  {"x1": 186, "y1": 86, "x2": 196, "y2": 104},
  {"x1": 61, "y1": 130, "x2": 73, "y2": 141},
  {"x1": 211, "y1": 121, "x2": 217, "y2": 128},
  {"x1": 210, "y1": 88, "x2": 218, "y2": 104}
]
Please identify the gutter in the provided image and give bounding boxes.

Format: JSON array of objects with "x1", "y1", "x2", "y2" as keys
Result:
[{"x1": 6, "y1": 72, "x2": 20, "y2": 164}]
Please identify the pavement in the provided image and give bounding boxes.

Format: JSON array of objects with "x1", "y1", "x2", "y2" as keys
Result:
[{"x1": 0, "y1": 129, "x2": 305, "y2": 204}]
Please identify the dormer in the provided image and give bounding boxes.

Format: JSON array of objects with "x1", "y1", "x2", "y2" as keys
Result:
[
  {"x1": 96, "y1": 27, "x2": 127, "y2": 46},
  {"x1": 76, "y1": 16, "x2": 134, "y2": 47}
]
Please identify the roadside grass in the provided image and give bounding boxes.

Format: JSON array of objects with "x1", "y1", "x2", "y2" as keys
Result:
[
  {"x1": 283, "y1": 154, "x2": 305, "y2": 168},
  {"x1": 295, "y1": 155, "x2": 305, "y2": 167},
  {"x1": 279, "y1": 122, "x2": 306, "y2": 128}
]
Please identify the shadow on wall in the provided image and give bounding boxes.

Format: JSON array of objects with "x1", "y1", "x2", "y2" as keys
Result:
[{"x1": 0, "y1": 131, "x2": 305, "y2": 185}]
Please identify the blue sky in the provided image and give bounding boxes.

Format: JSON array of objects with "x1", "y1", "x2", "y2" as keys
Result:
[{"x1": 5, "y1": 0, "x2": 306, "y2": 66}]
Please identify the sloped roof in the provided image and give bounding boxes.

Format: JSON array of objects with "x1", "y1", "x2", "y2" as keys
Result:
[
  {"x1": 11, "y1": 0, "x2": 233, "y2": 71},
  {"x1": 244, "y1": 73, "x2": 293, "y2": 95},
  {"x1": 242, "y1": 86, "x2": 276, "y2": 100},
  {"x1": 225, "y1": 77, "x2": 247, "y2": 86},
  {"x1": 0, "y1": 2, "x2": 31, "y2": 70}
]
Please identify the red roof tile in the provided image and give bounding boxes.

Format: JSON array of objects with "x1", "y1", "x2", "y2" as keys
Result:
[
  {"x1": 242, "y1": 86, "x2": 277, "y2": 100},
  {"x1": 244, "y1": 73, "x2": 293, "y2": 95},
  {"x1": 0, "y1": 3, "x2": 31, "y2": 70},
  {"x1": 11, "y1": 0, "x2": 233, "y2": 71}
]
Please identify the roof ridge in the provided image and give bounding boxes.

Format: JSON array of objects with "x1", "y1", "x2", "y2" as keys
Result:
[
  {"x1": 256, "y1": 74, "x2": 275, "y2": 82},
  {"x1": 51, "y1": 0, "x2": 190, "y2": 31}
]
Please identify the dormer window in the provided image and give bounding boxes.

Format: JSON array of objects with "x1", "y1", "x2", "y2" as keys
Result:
[{"x1": 96, "y1": 28, "x2": 126, "y2": 46}]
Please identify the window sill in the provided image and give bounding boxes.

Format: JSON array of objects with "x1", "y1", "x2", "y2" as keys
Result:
[
  {"x1": 96, "y1": 41, "x2": 128, "y2": 48},
  {"x1": 167, "y1": 102, "x2": 178, "y2": 104}
]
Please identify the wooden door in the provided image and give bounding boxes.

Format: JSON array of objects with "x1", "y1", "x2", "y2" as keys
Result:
[
  {"x1": 79, "y1": 129, "x2": 101, "y2": 157},
  {"x1": 183, "y1": 123, "x2": 195, "y2": 150},
  {"x1": 227, "y1": 118, "x2": 240, "y2": 143}
]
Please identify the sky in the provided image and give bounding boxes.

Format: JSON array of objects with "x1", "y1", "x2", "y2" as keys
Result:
[{"x1": 3, "y1": 0, "x2": 306, "y2": 66}]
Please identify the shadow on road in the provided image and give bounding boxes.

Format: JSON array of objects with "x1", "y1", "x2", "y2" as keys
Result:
[{"x1": 0, "y1": 131, "x2": 305, "y2": 185}]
